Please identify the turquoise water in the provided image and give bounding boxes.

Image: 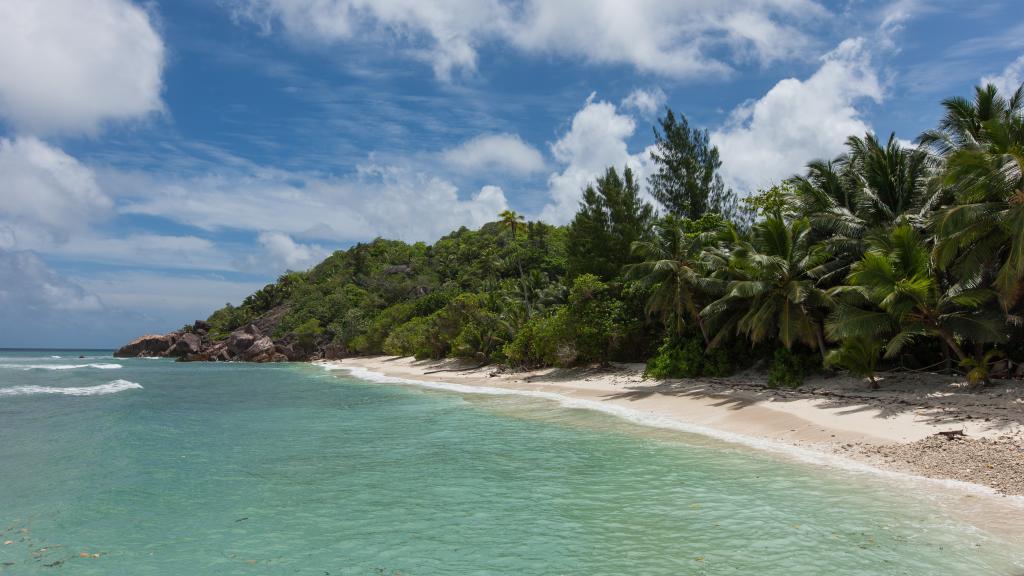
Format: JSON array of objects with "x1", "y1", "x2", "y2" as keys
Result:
[{"x1": 0, "y1": 350, "x2": 1021, "y2": 575}]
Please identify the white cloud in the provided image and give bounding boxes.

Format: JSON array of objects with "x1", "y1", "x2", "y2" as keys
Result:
[
  {"x1": 229, "y1": 0, "x2": 826, "y2": 81},
  {"x1": 981, "y1": 54, "x2": 1024, "y2": 96},
  {"x1": 256, "y1": 232, "x2": 330, "y2": 271},
  {"x1": 441, "y1": 133, "x2": 545, "y2": 175},
  {"x1": 230, "y1": 0, "x2": 508, "y2": 81},
  {"x1": 112, "y1": 162, "x2": 509, "y2": 244},
  {"x1": 0, "y1": 137, "x2": 113, "y2": 245},
  {"x1": 711, "y1": 38, "x2": 883, "y2": 194},
  {"x1": 538, "y1": 94, "x2": 655, "y2": 224},
  {"x1": 0, "y1": 249, "x2": 103, "y2": 317},
  {"x1": 621, "y1": 88, "x2": 667, "y2": 120},
  {"x1": 0, "y1": 0, "x2": 165, "y2": 135}
]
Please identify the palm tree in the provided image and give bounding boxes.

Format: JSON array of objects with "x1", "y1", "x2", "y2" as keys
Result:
[
  {"x1": 790, "y1": 133, "x2": 934, "y2": 283},
  {"x1": 498, "y1": 209, "x2": 531, "y2": 318},
  {"x1": 785, "y1": 132, "x2": 935, "y2": 303},
  {"x1": 499, "y1": 209, "x2": 525, "y2": 238},
  {"x1": 826, "y1": 222, "x2": 1006, "y2": 366},
  {"x1": 701, "y1": 217, "x2": 832, "y2": 357},
  {"x1": 824, "y1": 337, "x2": 881, "y2": 389},
  {"x1": 922, "y1": 83, "x2": 1024, "y2": 310},
  {"x1": 626, "y1": 215, "x2": 717, "y2": 344}
]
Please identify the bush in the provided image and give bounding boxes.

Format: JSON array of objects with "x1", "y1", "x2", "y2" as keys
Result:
[
  {"x1": 293, "y1": 318, "x2": 324, "y2": 351},
  {"x1": 768, "y1": 347, "x2": 819, "y2": 388},
  {"x1": 644, "y1": 334, "x2": 735, "y2": 379},
  {"x1": 824, "y1": 337, "x2": 881, "y2": 389},
  {"x1": 503, "y1": 309, "x2": 571, "y2": 367},
  {"x1": 383, "y1": 316, "x2": 434, "y2": 359}
]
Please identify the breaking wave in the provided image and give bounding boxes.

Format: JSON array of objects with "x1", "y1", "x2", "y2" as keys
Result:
[
  {"x1": 0, "y1": 379, "x2": 143, "y2": 397},
  {"x1": 0, "y1": 363, "x2": 122, "y2": 371}
]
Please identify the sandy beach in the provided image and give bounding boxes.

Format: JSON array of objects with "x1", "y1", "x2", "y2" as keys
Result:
[{"x1": 323, "y1": 356, "x2": 1024, "y2": 533}]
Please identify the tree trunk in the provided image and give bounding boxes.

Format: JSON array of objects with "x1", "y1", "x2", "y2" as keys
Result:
[
  {"x1": 938, "y1": 330, "x2": 968, "y2": 363},
  {"x1": 815, "y1": 322, "x2": 828, "y2": 361}
]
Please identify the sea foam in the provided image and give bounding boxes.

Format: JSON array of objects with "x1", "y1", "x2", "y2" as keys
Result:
[
  {"x1": 0, "y1": 363, "x2": 122, "y2": 371},
  {"x1": 0, "y1": 379, "x2": 143, "y2": 397}
]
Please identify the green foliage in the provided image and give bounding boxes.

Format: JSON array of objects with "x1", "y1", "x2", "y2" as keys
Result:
[
  {"x1": 567, "y1": 166, "x2": 654, "y2": 280},
  {"x1": 768, "y1": 347, "x2": 819, "y2": 388},
  {"x1": 824, "y1": 337, "x2": 881, "y2": 388},
  {"x1": 201, "y1": 82, "x2": 1023, "y2": 388},
  {"x1": 959, "y1": 350, "x2": 1005, "y2": 386},
  {"x1": 504, "y1": 274, "x2": 623, "y2": 367},
  {"x1": 293, "y1": 318, "x2": 324, "y2": 351},
  {"x1": 503, "y1": 308, "x2": 571, "y2": 367},
  {"x1": 649, "y1": 108, "x2": 737, "y2": 220},
  {"x1": 644, "y1": 334, "x2": 733, "y2": 379}
]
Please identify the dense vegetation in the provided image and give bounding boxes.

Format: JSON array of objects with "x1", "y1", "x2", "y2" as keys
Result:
[{"x1": 203, "y1": 83, "x2": 1024, "y2": 387}]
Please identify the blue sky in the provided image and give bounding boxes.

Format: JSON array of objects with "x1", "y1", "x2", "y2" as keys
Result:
[{"x1": 1, "y1": 0, "x2": 1023, "y2": 347}]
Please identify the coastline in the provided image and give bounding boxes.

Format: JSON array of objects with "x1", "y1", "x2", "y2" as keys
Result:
[{"x1": 319, "y1": 356, "x2": 1024, "y2": 535}]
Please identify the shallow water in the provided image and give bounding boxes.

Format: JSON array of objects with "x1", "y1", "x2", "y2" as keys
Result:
[{"x1": 1, "y1": 350, "x2": 1021, "y2": 574}]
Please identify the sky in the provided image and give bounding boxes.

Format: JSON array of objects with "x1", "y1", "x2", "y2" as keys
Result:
[{"x1": 1, "y1": 0, "x2": 1023, "y2": 348}]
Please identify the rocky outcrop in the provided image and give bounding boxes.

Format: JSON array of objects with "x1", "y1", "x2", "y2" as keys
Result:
[
  {"x1": 115, "y1": 317, "x2": 332, "y2": 363},
  {"x1": 227, "y1": 325, "x2": 259, "y2": 356},
  {"x1": 169, "y1": 333, "x2": 202, "y2": 357},
  {"x1": 114, "y1": 334, "x2": 175, "y2": 357}
]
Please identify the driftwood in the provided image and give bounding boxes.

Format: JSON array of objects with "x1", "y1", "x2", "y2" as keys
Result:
[{"x1": 934, "y1": 429, "x2": 966, "y2": 440}]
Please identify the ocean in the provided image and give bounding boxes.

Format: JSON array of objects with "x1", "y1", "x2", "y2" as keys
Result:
[{"x1": 1, "y1": 349, "x2": 1021, "y2": 574}]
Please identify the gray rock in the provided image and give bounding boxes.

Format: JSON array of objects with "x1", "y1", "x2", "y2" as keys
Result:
[
  {"x1": 241, "y1": 336, "x2": 276, "y2": 362},
  {"x1": 227, "y1": 325, "x2": 261, "y2": 355},
  {"x1": 113, "y1": 334, "x2": 174, "y2": 357},
  {"x1": 169, "y1": 333, "x2": 202, "y2": 357}
]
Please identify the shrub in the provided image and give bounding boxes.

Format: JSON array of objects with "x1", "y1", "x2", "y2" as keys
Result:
[
  {"x1": 293, "y1": 318, "x2": 324, "y2": 351},
  {"x1": 768, "y1": 347, "x2": 819, "y2": 388},
  {"x1": 824, "y1": 337, "x2": 881, "y2": 389},
  {"x1": 644, "y1": 334, "x2": 736, "y2": 379},
  {"x1": 503, "y1": 309, "x2": 571, "y2": 367},
  {"x1": 383, "y1": 316, "x2": 434, "y2": 359}
]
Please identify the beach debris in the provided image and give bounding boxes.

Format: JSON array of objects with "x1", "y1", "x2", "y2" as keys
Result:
[
  {"x1": 934, "y1": 429, "x2": 966, "y2": 440},
  {"x1": 2, "y1": 541, "x2": 11, "y2": 546},
  {"x1": 78, "y1": 552, "x2": 91, "y2": 558}
]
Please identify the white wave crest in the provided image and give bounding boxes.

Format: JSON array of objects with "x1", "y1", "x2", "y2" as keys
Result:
[
  {"x1": 0, "y1": 363, "x2": 122, "y2": 371},
  {"x1": 324, "y1": 362, "x2": 1024, "y2": 509},
  {"x1": 0, "y1": 379, "x2": 143, "y2": 397}
]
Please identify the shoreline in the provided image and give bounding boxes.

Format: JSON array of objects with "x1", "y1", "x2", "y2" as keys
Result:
[{"x1": 318, "y1": 355, "x2": 1024, "y2": 536}]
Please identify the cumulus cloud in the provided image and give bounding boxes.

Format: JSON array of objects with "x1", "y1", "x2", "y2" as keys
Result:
[
  {"x1": 0, "y1": 0, "x2": 165, "y2": 135},
  {"x1": 621, "y1": 88, "x2": 667, "y2": 120},
  {"x1": 538, "y1": 94, "x2": 655, "y2": 224},
  {"x1": 255, "y1": 232, "x2": 331, "y2": 272},
  {"x1": 0, "y1": 248, "x2": 103, "y2": 316},
  {"x1": 981, "y1": 54, "x2": 1024, "y2": 96},
  {"x1": 0, "y1": 137, "x2": 113, "y2": 245},
  {"x1": 229, "y1": 0, "x2": 826, "y2": 81},
  {"x1": 441, "y1": 133, "x2": 545, "y2": 176},
  {"x1": 711, "y1": 38, "x2": 883, "y2": 194}
]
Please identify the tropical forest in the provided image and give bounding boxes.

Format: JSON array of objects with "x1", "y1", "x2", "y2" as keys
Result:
[{"x1": 201, "y1": 83, "x2": 1024, "y2": 388}]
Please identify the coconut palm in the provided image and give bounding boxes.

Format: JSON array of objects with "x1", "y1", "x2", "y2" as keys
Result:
[
  {"x1": 824, "y1": 337, "x2": 882, "y2": 389},
  {"x1": 790, "y1": 133, "x2": 934, "y2": 285},
  {"x1": 498, "y1": 210, "x2": 531, "y2": 317},
  {"x1": 923, "y1": 83, "x2": 1024, "y2": 310},
  {"x1": 499, "y1": 209, "x2": 526, "y2": 238},
  {"x1": 626, "y1": 215, "x2": 718, "y2": 343},
  {"x1": 826, "y1": 222, "x2": 1006, "y2": 366},
  {"x1": 701, "y1": 217, "x2": 832, "y2": 356}
]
